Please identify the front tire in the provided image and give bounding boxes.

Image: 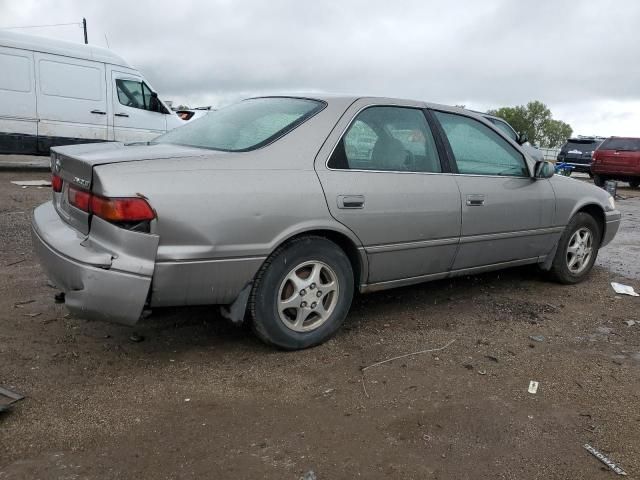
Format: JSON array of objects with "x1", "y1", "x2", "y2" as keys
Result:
[
  {"x1": 549, "y1": 213, "x2": 601, "y2": 284},
  {"x1": 249, "y1": 236, "x2": 354, "y2": 350},
  {"x1": 593, "y1": 174, "x2": 606, "y2": 187},
  {"x1": 629, "y1": 180, "x2": 639, "y2": 189}
]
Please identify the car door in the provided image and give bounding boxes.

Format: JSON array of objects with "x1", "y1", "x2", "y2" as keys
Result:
[
  {"x1": 110, "y1": 71, "x2": 167, "y2": 142},
  {"x1": 431, "y1": 110, "x2": 556, "y2": 271},
  {"x1": 315, "y1": 101, "x2": 461, "y2": 285},
  {"x1": 34, "y1": 52, "x2": 108, "y2": 145}
]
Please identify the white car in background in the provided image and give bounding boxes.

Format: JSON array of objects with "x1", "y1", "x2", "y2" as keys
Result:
[{"x1": 0, "y1": 31, "x2": 186, "y2": 155}]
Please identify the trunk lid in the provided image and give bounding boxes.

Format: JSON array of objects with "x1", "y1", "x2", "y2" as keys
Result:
[{"x1": 51, "y1": 142, "x2": 207, "y2": 234}]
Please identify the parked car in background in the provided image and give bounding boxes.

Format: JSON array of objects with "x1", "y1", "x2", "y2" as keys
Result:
[
  {"x1": 591, "y1": 136, "x2": 640, "y2": 188},
  {"x1": 477, "y1": 111, "x2": 544, "y2": 162},
  {"x1": 32, "y1": 96, "x2": 620, "y2": 350},
  {"x1": 0, "y1": 31, "x2": 187, "y2": 155},
  {"x1": 557, "y1": 136, "x2": 604, "y2": 176}
]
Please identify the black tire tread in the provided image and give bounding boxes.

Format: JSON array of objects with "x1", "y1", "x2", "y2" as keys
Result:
[
  {"x1": 549, "y1": 212, "x2": 601, "y2": 284},
  {"x1": 249, "y1": 235, "x2": 352, "y2": 349}
]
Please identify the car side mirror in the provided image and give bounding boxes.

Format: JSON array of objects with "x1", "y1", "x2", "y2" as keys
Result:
[
  {"x1": 534, "y1": 160, "x2": 555, "y2": 179},
  {"x1": 517, "y1": 132, "x2": 528, "y2": 145}
]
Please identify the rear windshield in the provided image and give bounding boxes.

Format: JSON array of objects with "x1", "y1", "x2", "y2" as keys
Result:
[
  {"x1": 154, "y1": 97, "x2": 325, "y2": 151},
  {"x1": 561, "y1": 139, "x2": 601, "y2": 152},
  {"x1": 599, "y1": 137, "x2": 640, "y2": 151}
]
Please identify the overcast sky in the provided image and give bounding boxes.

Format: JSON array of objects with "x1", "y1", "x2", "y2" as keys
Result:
[{"x1": 1, "y1": 0, "x2": 639, "y2": 136}]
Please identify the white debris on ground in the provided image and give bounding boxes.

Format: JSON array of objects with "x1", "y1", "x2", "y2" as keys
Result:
[
  {"x1": 10, "y1": 180, "x2": 51, "y2": 187},
  {"x1": 611, "y1": 282, "x2": 639, "y2": 297}
]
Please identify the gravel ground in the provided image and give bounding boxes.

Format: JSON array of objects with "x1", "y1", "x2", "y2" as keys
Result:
[{"x1": 0, "y1": 171, "x2": 639, "y2": 479}]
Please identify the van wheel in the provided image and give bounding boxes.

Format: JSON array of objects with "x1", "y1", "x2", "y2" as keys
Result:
[
  {"x1": 549, "y1": 213, "x2": 601, "y2": 284},
  {"x1": 249, "y1": 236, "x2": 354, "y2": 350},
  {"x1": 593, "y1": 174, "x2": 606, "y2": 187},
  {"x1": 630, "y1": 180, "x2": 639, "y2": 189}
]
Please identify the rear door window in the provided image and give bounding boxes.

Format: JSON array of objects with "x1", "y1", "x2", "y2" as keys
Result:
[
  {"x1": 328, "y1": 106, "x2": 442, "y2": 173},
  {"x1": 433, "y1": 111, "x2": 529, "y2": 177}
]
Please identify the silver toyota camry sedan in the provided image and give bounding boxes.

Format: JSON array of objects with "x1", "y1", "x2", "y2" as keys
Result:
[{"x1": 32, "y1": 95, "x2": 621, "y2": 349}]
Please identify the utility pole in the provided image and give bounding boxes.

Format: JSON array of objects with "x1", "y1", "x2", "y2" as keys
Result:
[{"x1": 82, "y1": 17, "x2": 88, "y2": 44}]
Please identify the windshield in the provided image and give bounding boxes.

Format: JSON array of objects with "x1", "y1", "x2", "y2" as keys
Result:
[
  {"x1": 486, "y1": 117, "x2": 517, "y2": 141},
  {"x1": 599, "y1": 137, "x2": 640, "y2": 151},
  {"x1": 155, "y1": 97, "x2": 325, "y2": 151}
]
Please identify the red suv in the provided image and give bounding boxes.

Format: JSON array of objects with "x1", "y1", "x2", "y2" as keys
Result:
[{"x1": 591, "y1": 137, "x2": 640, "y2": 189}]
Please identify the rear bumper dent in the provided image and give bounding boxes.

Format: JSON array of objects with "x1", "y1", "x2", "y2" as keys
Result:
[{"x1": 32, "y1": 202, "x2": 156, "y2": 325}]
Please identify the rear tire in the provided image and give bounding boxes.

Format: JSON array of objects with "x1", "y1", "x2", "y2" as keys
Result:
[
  {"x1": 249, "y1": 236, "x2": 354, "y2": 350},
  {"x1": 549, "y1": 213, "x2": 601, "y2": 284},
  {"x1": 629, "y1": 180, "x2": 639, "y2": 189},
  {"x1": 593, "y1": 174, "x2": 606, "y2": 187}
]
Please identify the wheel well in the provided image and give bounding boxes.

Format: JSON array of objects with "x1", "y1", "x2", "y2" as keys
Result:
[
  {"x1": 279, "y1": 230, "x2": 364, "y2": 287},
  {"x1": 577, "y1": 204, "x2": 605, "y2": 239}
]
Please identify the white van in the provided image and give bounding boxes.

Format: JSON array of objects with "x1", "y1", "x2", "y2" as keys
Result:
[{"x1": 0, "y1": 31, "x2": 185, "y2": 155}]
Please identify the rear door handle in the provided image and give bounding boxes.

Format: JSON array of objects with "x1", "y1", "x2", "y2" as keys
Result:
[
  {"x1": 90, "y1": 109, "x2": 106, "y2": 115},
  {"x1": 466, "y1": 194, "x2": 485, "y2": 206},
  {"x1": 115, "y1": 112, "x2": 129, "y2": 117},
  {"x1": 337, "y1": 195, "x2": 365, "y2": 209}
]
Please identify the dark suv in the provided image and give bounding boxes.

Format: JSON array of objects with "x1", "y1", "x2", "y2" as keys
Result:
[
  {"x1": 557, "y1": 137, "x2": 604, "y2": 175},
  {"x1": 591, "y1": 137, "x2": 640, "y2": 188}
]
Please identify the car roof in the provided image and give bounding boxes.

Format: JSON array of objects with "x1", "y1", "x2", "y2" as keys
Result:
[
  {"x1": 249, "y1": 94, "x2": 483, "y2": 118},
  {"x1": 0, "y1": 30, "x2": 131, "y2": 67}
]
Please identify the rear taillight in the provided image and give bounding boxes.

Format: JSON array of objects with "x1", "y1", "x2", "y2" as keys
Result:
[
  {"x1": 51, "y1": 174, "x2": 63, "y2": 193},
  {"x1": 68, "y1": 186, "x2": 91, "y2": 211},
  {"x1": 90, "y1": 195, "x2": 155, "y2": 222},
  {"x1": 68, "y1": 185, "x2": 155, "y2": 223}
]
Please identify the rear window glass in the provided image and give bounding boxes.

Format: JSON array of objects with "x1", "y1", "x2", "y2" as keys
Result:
[
  {"x1": 561, "y1": 140, "x2": 601, "y2": 152},
  {"x1": 155, "y1": 97, "x2": 325, "y2": 151},
  {"x1": 599, "y1": 138, "x2": 640, "y2": 151}
]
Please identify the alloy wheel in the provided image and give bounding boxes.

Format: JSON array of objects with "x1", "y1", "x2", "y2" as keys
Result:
[{"x1": 276, "y1": 261, "x2": 340, "y2": 332}]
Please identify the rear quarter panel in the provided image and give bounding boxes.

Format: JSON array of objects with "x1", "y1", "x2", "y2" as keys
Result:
[{"x1": 92, "y1": 153, "x2": 363, "y2": 305}]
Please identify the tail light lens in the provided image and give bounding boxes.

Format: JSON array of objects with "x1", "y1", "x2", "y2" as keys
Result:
[
  {"x1": 90, "y1": 195, "x2": 155, "y2": 222},
  {"x1": 51, "y1": 174, "x2": 63, "y2": 193},
  {"x1": 68, "y1": 185, "x2": 155, "y2": 225}
]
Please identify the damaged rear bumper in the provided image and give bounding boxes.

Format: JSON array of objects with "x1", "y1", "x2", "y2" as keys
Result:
[{"x1": 31, "y1": 201, "x2": 159, "y2": 325}]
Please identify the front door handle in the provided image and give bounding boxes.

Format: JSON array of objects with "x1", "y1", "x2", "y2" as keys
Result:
[
  {"x1": 115, "y1": 112, "x2": 129, "y2": 117},
  {"x1": 337, "y1": 195, "x2": 365, "y2": 209},
  {"x1": 90, "y1": 109, "x2": 106, "y2": 115},
  {"x1": 466, "y1": 194, "x2": 485, "y2": 206}
]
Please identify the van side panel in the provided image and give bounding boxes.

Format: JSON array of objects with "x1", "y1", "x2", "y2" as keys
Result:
[
  {"x1": 0, "y1": 47, "x2": 37, "y2": 154},
  {"x1": 35, "y1": 52, "x2": 109, "y2": 151}
]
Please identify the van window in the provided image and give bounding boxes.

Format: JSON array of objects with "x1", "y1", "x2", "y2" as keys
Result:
[
  {"x1": 0, "y1": 52, "x2": 31, "y2": 92},
  {"x1": 40, "y1": 60, "x2": 102, "y2": 100},
  {"x1": 116, "y1": 79, "x2": 162, "y2": 112}
]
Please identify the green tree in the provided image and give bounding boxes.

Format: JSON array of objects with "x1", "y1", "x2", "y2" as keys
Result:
[{"x1": 487, "y1": 100, "x2": 572, "y2": 148}]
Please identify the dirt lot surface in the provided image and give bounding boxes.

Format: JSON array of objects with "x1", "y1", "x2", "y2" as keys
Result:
[{"x1": 1, "y1": 171, "x2": 639, "y2": 479}]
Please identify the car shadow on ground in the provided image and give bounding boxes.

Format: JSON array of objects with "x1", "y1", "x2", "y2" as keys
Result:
[{"x1": 115, "y1": 264, "x2": 550, "y2": 355}]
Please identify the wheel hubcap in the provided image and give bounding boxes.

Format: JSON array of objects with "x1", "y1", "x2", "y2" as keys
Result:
[
  {"x1": 566, "y1": 227, "x2": 593, "y2": 274},
  {"x1": 277, "y1": 261, "x2": 340, "y2": 332}
]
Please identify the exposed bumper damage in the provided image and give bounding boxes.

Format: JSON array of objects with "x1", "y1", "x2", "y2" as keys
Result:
[{"x1": 31, "y1": 201, "x2": 159, "y2": 325}]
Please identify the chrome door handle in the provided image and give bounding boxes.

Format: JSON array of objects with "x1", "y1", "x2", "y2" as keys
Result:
[
  {"x1": 337, "y1": 195, "x2": 365, "y2": 209},
  {"x1": 90, "y1": 110, "x2": 106, "y2": 115},
  {"x1": 466, "y1": 194, "x2": 485, "y2": 206},
  {"x1": 115, "y1": 112, "x2": 129, "y2": 117}
]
